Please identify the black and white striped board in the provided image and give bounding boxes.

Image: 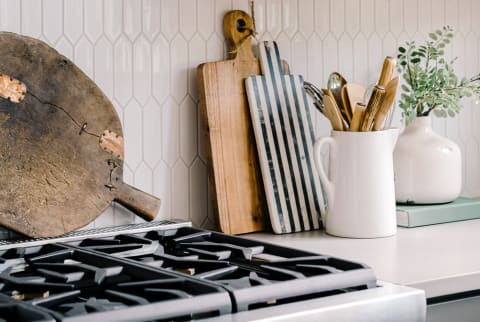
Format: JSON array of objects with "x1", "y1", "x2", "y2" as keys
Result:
[{"x1": 245, "y1": 41, "x2": 325, "y2": 234}]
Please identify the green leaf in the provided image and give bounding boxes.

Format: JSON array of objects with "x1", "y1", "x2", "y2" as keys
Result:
[
  {"x1": 429, "y1": 32, "x2": 438, "y2": 40},
  {"x1": 411, "y1": 58, "x2": 421, "y2": 64},
  {"x1": 398, "y1": 47, "x2": 406, "y2": 53}
]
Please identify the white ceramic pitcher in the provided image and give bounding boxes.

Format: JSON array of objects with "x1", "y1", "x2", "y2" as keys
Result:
[{"x1": 314, "y1": 129, "x2": 399, "y2": 238}]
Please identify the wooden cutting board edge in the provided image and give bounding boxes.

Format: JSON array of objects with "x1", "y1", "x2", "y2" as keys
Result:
[{"x1": 197, "y1": 10, "x2": 289, "y2": 234}]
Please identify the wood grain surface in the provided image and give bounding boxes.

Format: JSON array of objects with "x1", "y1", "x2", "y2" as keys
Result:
[
  {"x1": 197, "y1": 10, "x2": 268, "y2": 234},
  {"x1": 0, "y1": 32, "x2": 160, "y2": 237}
]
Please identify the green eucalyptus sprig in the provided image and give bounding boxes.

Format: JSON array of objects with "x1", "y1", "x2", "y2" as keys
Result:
[{"x1": 397, "y1": 26, "x2": 480, "y2": 124}]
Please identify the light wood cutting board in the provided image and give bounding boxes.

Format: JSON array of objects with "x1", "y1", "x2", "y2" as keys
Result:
[{"x1": 196, "y1": 10, "x2": 272, "y2": 234}]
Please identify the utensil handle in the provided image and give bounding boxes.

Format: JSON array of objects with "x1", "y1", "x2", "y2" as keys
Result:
[
  {"x1": 350, "y1": 103, "x2": 366, "y2": 132},
  {"x1": 314, "y1": 137, "x2": 335, "y2": 207},
  {"x1": 378, "y1": 56, "x2": 396, "y2": 86},
  {"x1": 114, "y1": 183, "x2": 161, "y2": 221}
]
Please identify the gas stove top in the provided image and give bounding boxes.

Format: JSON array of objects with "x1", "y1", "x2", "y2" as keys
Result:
[{"x1": 0, "y1": 221, "x2": 425, "y2": 321}]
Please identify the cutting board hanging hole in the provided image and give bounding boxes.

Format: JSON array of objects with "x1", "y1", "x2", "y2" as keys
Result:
[{"x1": 224, "y1": 10, "x2": 256, "y2": 60}]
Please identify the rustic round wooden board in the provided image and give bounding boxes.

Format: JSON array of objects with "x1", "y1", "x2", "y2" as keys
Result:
[{"x1": 0, "y1": 32, "x2": 159, "y2": 238}]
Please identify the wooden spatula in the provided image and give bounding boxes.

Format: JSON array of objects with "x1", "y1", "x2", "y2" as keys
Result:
[
  {"x1": 350, "y1": 103, "x2": 367, "y2": 132},
  {"x1": 323, "y1": 94, "x2": 346, "y2": 131}
]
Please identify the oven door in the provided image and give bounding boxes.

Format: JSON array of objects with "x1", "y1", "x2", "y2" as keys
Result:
[
  {"x1": 427, "y1": 292, "x2": 480, "y2": 322},
  {"x1": 207, "y1": 282, "x2": 426, "y2": 322}
]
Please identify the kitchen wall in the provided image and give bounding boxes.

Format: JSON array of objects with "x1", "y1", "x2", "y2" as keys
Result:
[{"x1": 0, "y1": 0, "x2": 479, "y2": 234}]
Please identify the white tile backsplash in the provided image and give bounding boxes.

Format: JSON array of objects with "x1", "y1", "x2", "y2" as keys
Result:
[{"x1": 0, "y1": 0, "x2": 479, "y2": 235}]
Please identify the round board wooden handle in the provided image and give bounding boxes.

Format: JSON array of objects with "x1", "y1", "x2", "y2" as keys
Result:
[
  {"x1": 114, "y1": 183, "x2": 160, "y2": 221},
  {"x1": 0, "y1": 32, "x2": 160, "y2": 237}
]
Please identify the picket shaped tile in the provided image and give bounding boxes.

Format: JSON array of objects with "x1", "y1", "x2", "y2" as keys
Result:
[
  {"x1": 162, "y1": 97, "x2": 180, "y2": 167},
  {"x1": 142, "y1": 0, "x2": 161, "y2": 41},
  {"x1": 84, "y1": 0, "x2": 103, "y2": 42},
  {"x1": 180, "y1": 96, "x2": 197, "y2": 166},
  {"x1": 104, "y1": 0, "x2": 122, "y2": 42},
  {"x1": 124, "y1": 99, "x2": 143, "y2": 170},
  {"x1": 21, "y1": 0, "x2": 41, "y2": 38},
  {"x1": 330, "y1": 0, "x2": 345, "y2": 38},
  {"x1": 190, "y1": 158, "x2": 208, "y2": 227},
  {"x1": 63, "y1": 0, "x2": 83, "y2": 44},
  {"x1": 298, "y1": 0, "x2": 314, "y2": 38},
  {"x1": 179, "y1": 0, "x2": 196, "y2": 40},
  {"x1": 43, "y1": 0, "x2": 63, "y2": 44},
  {"x1": 124, "y1": 0, "x2": 142, "y2": 41},
  {"x1": 154, "y1": 162, "x2": 172, "y2": 219},
  {"x1": 170, "y1": 35, "x2": 188, "y2": 103},
  {"x1": 345, "y1": 0, "x2": 360, "y2": 37},
  {"x1": 172, "y1": 161, "x2": 190, "y2": 221},
  {"x1": 94, "y1": 37, "x2": 114, "y2": 99},
  {"x1": 0, "y1": 0, "x2": 20, "y2": 32},
  {"x1": 197, "y1": 0, "x2": 215, "y2": 38},
  {"x1": 161, "y1": 0, "x2": 179, "y2": 40},
  {"x1": 143, "y1": 98, "x2": 163, "y2": 168},
  {"x1": 114, "y1": 36, "x2": 133, "y2": 106},
  {"x1": 134, "y1": 162, "x2": 154, "y2": 196},
  {"x1": 74, "y1": 37, "x2": 94, "y2": 78},
  {"x1": 152, "y1": 35, "x2": 171, "y2": 105},
  {"x1": 282, "y1": 0, "x2": 298, "y2": 38},
  {"x1": 133, "y1": 36, "x2": 152, "y2": 105}
]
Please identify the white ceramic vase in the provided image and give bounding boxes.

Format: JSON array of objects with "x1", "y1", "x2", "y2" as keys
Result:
[{"x1": 393, "y1": 116, "x2": 462, "y2": 204}]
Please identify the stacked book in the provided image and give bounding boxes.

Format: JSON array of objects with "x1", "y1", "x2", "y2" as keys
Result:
[{"x1": 397, "y1": 197, "x2": 480, "y2": 227}]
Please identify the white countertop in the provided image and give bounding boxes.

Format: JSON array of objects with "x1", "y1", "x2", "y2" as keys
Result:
[{"x1": 246, "y1": 219, "x2": 480, "y2": 298}]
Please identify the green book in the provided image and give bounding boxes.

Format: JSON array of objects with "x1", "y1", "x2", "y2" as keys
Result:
[{"x1": 396, "y1": 197, "x2": 480, "y2": 227}]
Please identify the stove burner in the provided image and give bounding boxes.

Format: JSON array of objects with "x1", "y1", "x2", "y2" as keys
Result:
[{"x1": 0, "y1": 224, "x2": 377, "y2": 321}]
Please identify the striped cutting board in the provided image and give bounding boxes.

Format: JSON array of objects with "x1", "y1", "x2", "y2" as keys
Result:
[{"x1": 245, "y1": 41, "x2": 325, "y2": 234}]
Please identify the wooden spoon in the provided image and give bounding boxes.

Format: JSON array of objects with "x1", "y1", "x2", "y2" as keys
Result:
[{"x1": 372, "y1": 76, "x2": 399, "y2": 130}]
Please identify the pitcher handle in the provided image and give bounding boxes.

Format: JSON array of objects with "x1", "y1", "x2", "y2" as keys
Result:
[{"x1": 314, "y1": 137, "x2": 335, "y2": 206}]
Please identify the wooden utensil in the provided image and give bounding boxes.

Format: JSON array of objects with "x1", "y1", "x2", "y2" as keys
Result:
[
  {"x1": 323, "y1": 94, "x2": 346, "y2": 131},
  {"x1": 340, "y1": 86, "x2": 352, "y2": 125},
  {"x1": 327, "y1": 72, "x2": 347, "y2": 117},
  {"x1": 0, "y1": 32, "x2": 160, "y2": 238},
  {"x1": 360, "y1": 85, "x2": 385, "y2": 131},
  {"x1": 372, "y1": 76, "x2": 399, "y2": 130},
  {"x1": 350, "y1": 103, "x2": 367, "y2": 132},
  {"x1": 378, "y1": 56, "x2": 396, "y2": 87},
  {"x1": 197, "y1": 10, "x2": 275, "y2": 234},
  {"x1": 344, "y1": 83, "x2": 366, "y2": 116}
]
